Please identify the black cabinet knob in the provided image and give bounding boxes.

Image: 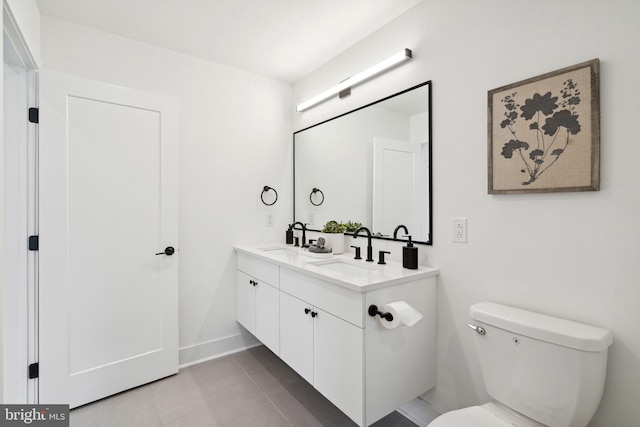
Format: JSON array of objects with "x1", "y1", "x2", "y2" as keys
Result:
[{"x1": 304, "y1": 308, "x2": 311, "y2": 315}]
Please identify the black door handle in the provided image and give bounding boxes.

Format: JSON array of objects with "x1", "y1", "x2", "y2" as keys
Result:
[{"x1": 156, "y1": 246, "x2": 175, "y2": 256}]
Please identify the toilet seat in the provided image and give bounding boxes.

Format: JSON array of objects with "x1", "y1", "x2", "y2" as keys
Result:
[{"x1": 429, "y1": 406, "x2": 514, "y2": 426}]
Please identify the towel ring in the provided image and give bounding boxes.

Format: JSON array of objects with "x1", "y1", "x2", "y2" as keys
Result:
[
  {"x1": 261, "y1": 186, "x2": 278, "y2": 206},
  {"x1": 310, "y1": 188, "x2": 324, "y2": 206}
]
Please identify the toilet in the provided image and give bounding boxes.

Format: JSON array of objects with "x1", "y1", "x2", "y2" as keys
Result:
[{"x1": 429, "y1": 302, "x2": 613, "y2": 427}]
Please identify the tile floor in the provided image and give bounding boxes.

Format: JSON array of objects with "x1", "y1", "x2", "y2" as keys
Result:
[{"x1": 70, "y1": 345, "x2": 418, "y2": 427}]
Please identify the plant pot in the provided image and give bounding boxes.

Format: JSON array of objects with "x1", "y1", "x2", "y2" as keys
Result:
[{"x1": 319, "y1": 233, "x2": 345, "y2": 255}]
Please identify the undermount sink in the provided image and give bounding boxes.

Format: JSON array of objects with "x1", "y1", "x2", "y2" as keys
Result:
[
  {"x1": 307, "y1": 258, "x2": 379, "y2": 275},
  {"x1": 259, "y1": 246, "x2": 298, "y2": 256}
]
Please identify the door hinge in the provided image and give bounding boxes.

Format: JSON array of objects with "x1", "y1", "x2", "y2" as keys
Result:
[
  {"x1": 28, "y1": 235, "x2": 39, "y2": 251},
  {"x1": 28, "y1": 107, "x2": 39, "y2": 124},
  {"x1": 28, "y1": 363, "x2": 39, "y2": 379}
]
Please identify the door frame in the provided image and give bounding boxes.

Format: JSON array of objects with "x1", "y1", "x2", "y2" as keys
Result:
[{"x1": 2, "y1": 1, "x2": 39, "y2": 404}]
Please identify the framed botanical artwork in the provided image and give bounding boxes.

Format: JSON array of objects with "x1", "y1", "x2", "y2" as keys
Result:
[{"x1": 488, "y1": 59, "x2": 600, "y2": 194}]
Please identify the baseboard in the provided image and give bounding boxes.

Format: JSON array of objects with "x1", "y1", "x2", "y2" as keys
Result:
[
  {"x1": 398, "y1": 398, "x2": 442, "y2": 427},
  {"x1": 178, "y1": 332, "x2": 260, "y2": 368}
]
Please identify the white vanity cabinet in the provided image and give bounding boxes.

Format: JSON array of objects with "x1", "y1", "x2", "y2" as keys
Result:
[
  {"x1": 279, "y1": 270, "x2": 364, "y2": 424},
  {"x1": 236, "y1": 253, "x2": 280, "y2": 354},
  {"x1": 234, "y1": 247, "x2": 438, "y2": 427}
]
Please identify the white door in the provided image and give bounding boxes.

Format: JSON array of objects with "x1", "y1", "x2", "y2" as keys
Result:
[
  {"x1": 38, "y1": 70, "x2": 179, "y2": 408},
  {"x1": 372, "y1": 137, "x2": 423, "y2": 237}
]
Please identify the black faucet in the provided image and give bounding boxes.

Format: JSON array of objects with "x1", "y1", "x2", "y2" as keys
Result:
[
  {"x1": 353, "y1": 226, "x2": 374, "y2": 262},
  {"x1": 393, "y1": 224, "x2": 409, "y2": 240},
  {"x1": 292, "y1": 222, "x2": 307, "y2": 247}
]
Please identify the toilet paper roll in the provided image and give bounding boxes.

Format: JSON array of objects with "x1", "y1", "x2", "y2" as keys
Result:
[{"x1": 379, "y1": 301, "x2": 423, "y2": 329}]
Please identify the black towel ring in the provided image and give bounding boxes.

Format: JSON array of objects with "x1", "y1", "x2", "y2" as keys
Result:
[
  {"x1": 310, "y1": 188, "x2": 324, "y2": 206},
  {"x1": 261, "y1": 186, "x2": 278, "y2": 206}
]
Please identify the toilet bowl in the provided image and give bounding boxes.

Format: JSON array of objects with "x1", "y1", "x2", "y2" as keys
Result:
[{"x1": 428, "y1": 302, "x2": 612, "y2": 427}]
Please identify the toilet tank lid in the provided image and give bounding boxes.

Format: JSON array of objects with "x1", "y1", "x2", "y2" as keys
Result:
[{"x1": 470, "y1": 302, "x2": 613, "y2": 352}]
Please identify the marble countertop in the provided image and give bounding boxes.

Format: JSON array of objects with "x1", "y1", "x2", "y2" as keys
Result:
[{"x1": 235, "y1": 244, "x2": 439, "y2": 293}]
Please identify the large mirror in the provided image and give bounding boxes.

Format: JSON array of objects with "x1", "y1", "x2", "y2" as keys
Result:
[{"x1": 294, "y1": 81, "x2": 432, "y2": 244}]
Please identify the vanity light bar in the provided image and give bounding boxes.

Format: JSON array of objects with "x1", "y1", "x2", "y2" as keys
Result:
[{"x1": 296, "y1": 48, "x2": 413, "y2": 112}]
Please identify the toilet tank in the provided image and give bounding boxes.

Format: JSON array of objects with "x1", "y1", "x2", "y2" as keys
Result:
[{"x1": 469, "y1": 302, "x2": 612, "y2": 427}]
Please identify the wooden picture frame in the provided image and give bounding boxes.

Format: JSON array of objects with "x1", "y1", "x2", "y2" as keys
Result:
[{"x1": 488, "y1": 59, "x2": 600, "y2": 194}]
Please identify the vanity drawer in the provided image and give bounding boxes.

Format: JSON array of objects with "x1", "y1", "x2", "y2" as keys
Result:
[
  {"x1": 280, "y1": 267, "x2": 364, "y2": 328},
  {"x1": 237, "y1": 252, "x2": 279, "y2": 287}
]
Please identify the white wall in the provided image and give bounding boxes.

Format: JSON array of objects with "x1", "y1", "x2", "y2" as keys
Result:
[
  {"x1": 4, "y1": 0, "x2": 40, "y2": 67},
  {"x1": 40, "y1": 16, "x2": 293, "y2": 365},
  {"x1": 294, "y1": 0, "x2": 640, "y2": 425}
]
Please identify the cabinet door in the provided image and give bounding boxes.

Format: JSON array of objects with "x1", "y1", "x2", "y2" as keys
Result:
[
  {"x1": 314, "y1": 309, "x2": 364, "y2": 426},
  {"x1": 255, "y1": 281, "x2": 280, "y2": 354},
  {"x1": 279, "y1": 292, "x2": 313, "y2": 384},
  {"x1": 236, "y1": 271, "x2": 256, "y2": 334}
]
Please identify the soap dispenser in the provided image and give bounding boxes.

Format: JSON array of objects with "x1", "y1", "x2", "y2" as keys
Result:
[
  {"x1": 402, "y1": 235, "x2": 418, "y2": 269},
  {"x1": 286, "y1": 224, "x2": 294, "y2": 244}
]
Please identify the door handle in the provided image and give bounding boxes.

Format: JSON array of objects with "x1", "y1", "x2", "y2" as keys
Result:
[{"x1": 156, "y1": 246, "x2": 175, "y2": 256}]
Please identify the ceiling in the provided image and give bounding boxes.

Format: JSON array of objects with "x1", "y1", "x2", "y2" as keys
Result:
[{"x1": 35, "y1": 0, "x2": 423, "y2": 83}]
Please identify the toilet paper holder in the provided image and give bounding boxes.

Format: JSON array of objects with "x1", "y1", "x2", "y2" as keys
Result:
[{"x1": 368, "y1": 304, "x2": 394, "y2": 322}]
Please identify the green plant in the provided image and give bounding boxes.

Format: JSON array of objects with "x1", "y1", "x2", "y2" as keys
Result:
[
  {"x1": 321, "y1": 220, "x2": 346, "y2": 234},
  {"x1": 321, "y1": 220, "x2": 362, "y2": 233},
  {"x1": 342, "y1": 220, "x2": 362, "y2": 233}
]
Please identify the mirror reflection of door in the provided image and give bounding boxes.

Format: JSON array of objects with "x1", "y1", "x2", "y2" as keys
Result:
[{"x1": 372, "y1": 137, "x2": 424, "y2": 238}]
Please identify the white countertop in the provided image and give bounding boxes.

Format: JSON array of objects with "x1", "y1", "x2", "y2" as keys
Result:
[{"x1": 235, "y1": 244, "x2": 439, "y2": 292}]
